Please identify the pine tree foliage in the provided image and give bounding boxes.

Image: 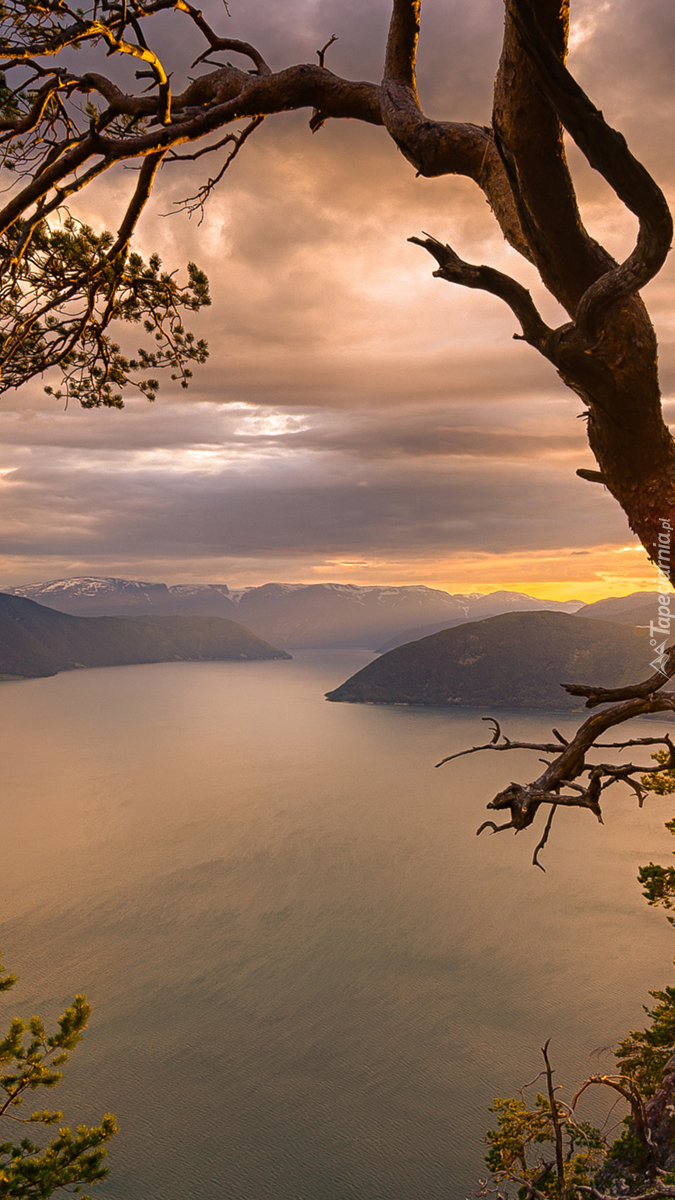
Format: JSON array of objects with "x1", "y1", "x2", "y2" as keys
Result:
[
  {"x1": 639, "y1": 756, "x2": 675, "y2": 923},
  {"x1": 6, "y1": 216, "x2": 210, "y2": 408},
  {"x1": 484, "y1": 1093, "x2": 604, "y2": 1199},
  {"x1": 0, "y1": 957, "x2": 117, "y2": 1199},
  {"x1": 479, "y1": 765, "x2": 675, "y2": 1199}
]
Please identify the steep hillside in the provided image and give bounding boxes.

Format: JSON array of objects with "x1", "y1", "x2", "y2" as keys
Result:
[
  {"x1": 327, "y1": 611, "x2": 651, "y2": 710},
  {"x1": 0, "y1": 594, "x2": 290, "y2": 680}
]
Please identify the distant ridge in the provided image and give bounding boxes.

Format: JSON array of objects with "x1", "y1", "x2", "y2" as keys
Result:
[
  {"x1": 375, "y1": 590, "x2": 583, "y2": 652},
  {"x1": 6, "y1": 576, "x2": 584, "y2": 649},
  {"x1": 0, "y1": 593, "x2": 290, "y2": 680},
  {"x1": 576, "y1": 591, "x2": 661, "y2": 628},
  {"x1": 326, "y1": 611, "x2": 652, "y2": 711}
]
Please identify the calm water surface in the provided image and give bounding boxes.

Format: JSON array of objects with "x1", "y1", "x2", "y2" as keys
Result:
[{"x1": 1, "y1": 651, "x2": 674, "y2": 1199}]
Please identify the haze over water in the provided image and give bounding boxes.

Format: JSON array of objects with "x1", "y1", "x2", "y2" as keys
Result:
[{"x1": 1, "y1": 651, "x2": 674, "y2": 1199}]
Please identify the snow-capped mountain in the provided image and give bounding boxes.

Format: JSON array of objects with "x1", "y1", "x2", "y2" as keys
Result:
[
  {"x1": 462, "y1": 590, "x2": 582, "y2": 619},
  {"x1": 7, "y1": 577, "x2": 237, "y2": 618},
  {"x1": 4, "y1": 576, "x2": 583, "y2": 649}
]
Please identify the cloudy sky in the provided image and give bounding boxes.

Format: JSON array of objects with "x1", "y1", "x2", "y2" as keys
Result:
[{"x1": 1, "y1": 0, "x2": 674, "y2": 600}]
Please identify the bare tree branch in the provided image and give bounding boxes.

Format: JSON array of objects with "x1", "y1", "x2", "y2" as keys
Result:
[
  {"x1": 576, "y1": 1189, "x2": 675, "y2": 1200},
  {"x1": 167, "y1": 116, "x2": 263, "y2": 220},
  {"x1": 409, "y1": 234, "x2": 554, "y2": 354},
  {"x1": 572, "y1": 1076, "x2": 650, "y2": 1154},
  {"x1": 562, "y1": 648, "x2": 675, "y2": 709},
  {"x1": 440, "y1": 685, "x2": 675, "y2": 863},
  {"x1": 542, "y1": 1041, "x2": 567, "y2": 1200},
  {"x1": 383, "y1": 0, "x2": 420, "y2": 96},
  {"x1": 493, "y1": 0, "x2": 603, "y2": 314},
  {"x1": 109, "y1": 148, "x2": 165, "y2": 259},
  {"x1": 532, "y1": 806, "x2": 557, "y2": 872}
]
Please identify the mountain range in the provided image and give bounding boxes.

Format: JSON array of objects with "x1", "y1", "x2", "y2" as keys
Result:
[
  {"x1": 0, "y1": 593, "x2": 290, "y2": 680},
  {"x1": 6, "y1": 576, "x2": 584, "y2": 649}
]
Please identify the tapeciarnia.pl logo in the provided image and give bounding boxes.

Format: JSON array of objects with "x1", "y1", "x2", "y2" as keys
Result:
[{"x1": 649, "y1": 517, "x2": 672, "y2": 674}]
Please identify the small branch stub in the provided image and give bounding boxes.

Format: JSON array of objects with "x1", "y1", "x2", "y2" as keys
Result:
[{"x1": 317, "y1": 34, "x2": 338, "y2": 68}]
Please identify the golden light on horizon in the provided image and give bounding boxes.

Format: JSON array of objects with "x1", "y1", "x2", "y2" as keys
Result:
[{"x1": 309, "y1": 542, "x2": 664, "y2": 603}]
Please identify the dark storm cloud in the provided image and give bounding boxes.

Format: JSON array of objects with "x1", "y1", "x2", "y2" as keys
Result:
[{"x1": 0, "y1": 427, "x2": 627, "y2": 568}]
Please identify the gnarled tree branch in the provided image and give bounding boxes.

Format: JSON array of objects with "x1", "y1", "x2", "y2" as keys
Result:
[
  {"x1": 440, "y1": 657, "x2": 675, "y2": 867},
  {"x1": 408, "y1": 234, "x2": 554, "y2": 354},
  {"x1": 509, "y1": 0, "x2": 674, "y2": 342}
]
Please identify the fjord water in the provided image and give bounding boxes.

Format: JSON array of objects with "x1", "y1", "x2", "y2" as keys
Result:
[{"x1": 1, "y1": 651, "x2": 674, "y2": 1200}]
